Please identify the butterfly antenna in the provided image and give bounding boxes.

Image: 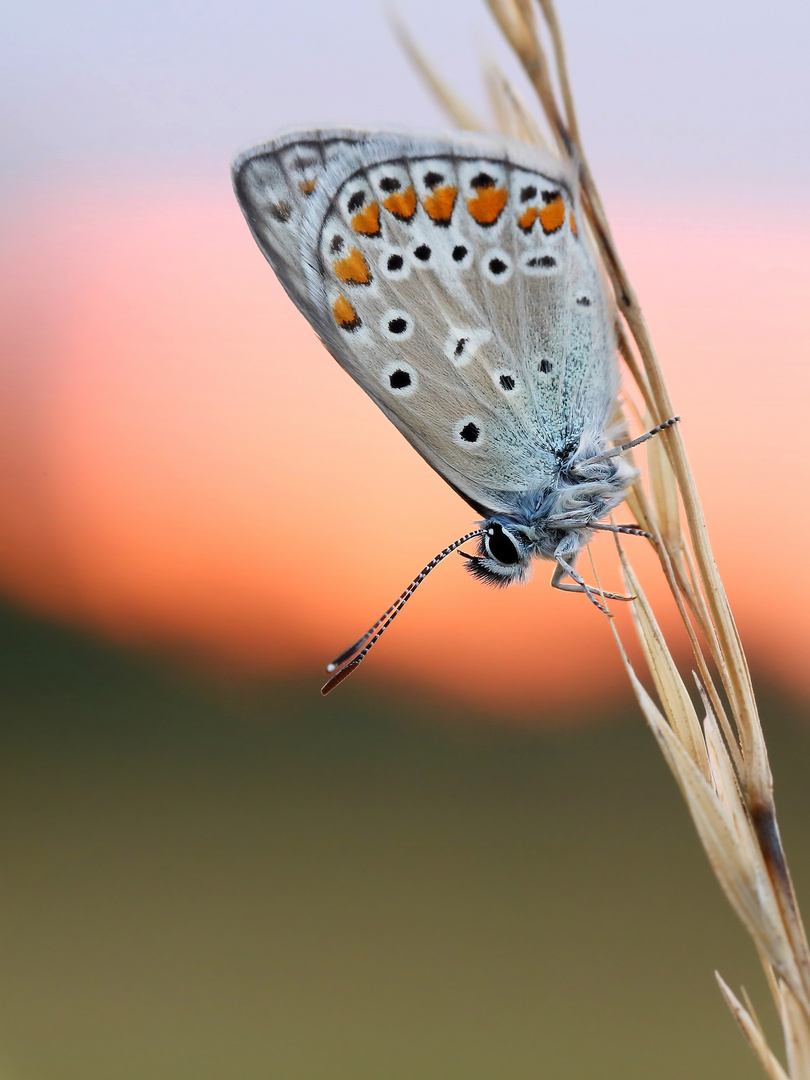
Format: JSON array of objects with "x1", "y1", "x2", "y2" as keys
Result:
[
  {"x1": 575, "y1": 416, "x2": 680, "y2": 470},
  {"x1": 326, "y1": 598, "x2": 410, "y2": 671},
  {"x1": 322, "y1": 529, "x2": 484, "y2": 695}
]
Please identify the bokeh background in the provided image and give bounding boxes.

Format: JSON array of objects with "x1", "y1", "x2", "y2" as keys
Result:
[{"x1": 1, "y1": 0, "x2": 809, "y2": 1076}]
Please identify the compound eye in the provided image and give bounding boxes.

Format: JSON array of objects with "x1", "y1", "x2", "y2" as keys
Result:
[{"x1": 485, "y1": 523, "x2": 521, "y2": 565}]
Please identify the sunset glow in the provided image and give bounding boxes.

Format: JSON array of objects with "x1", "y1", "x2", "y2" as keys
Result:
[{"x1": 1, "y1": 187, "x2": 808, "y2": 712}]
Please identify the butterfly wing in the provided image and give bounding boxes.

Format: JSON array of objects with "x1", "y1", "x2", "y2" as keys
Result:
[
  {"x1": 233, "y1": 129, "x2": 364, "y2": 319},
  {"x1": 233, "y1": 129, "x2": 617, "y2": 516}
]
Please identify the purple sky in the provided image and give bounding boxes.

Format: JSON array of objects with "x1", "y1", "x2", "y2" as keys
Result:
[{"x1": 3, "y1": 0, "x2": 809, "y2": 205}]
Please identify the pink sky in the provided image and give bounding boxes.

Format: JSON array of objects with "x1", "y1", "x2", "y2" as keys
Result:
[{"x1": 0, "y1": 182, "x2": 807, "y2": 713}]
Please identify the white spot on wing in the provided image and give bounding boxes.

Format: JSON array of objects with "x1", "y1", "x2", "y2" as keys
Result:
[
  {"x1": 453, "y1": 416, "x2": 485, "y2": 448},
  {"x1": 492, "y1": 369, "x2": 519, "y2": 394},
  {"x1": 521, "y1": 252, "x2": 560, "y2": 276},
  {"x1": 380, "y1": 308, "x2": 414, "y2": 341},
  {"x1": 443, "y1": 328, "x2": 493, "y2": 368},
  {"x1": 381, "y1": 361, "x2": 418, "y2": 397},
  {"x1": 482, "y1": 249, "x2": 513, "y2": 283},
  {"x1": 378, "y1": 245, "x2": 411, "y2": 280}
]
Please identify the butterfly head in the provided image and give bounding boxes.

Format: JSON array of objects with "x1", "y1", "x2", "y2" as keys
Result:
[
  {"x1": 460, "y1": 520, "x2": 535, "y2": 587},
  {"x1": 462, "y1": 454, "x2": 636, "y2": 588}
]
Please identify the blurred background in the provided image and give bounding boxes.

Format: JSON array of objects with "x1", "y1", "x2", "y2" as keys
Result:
[{"x1": 1, "y1": 0, "x2": 809, "y2": 1076}]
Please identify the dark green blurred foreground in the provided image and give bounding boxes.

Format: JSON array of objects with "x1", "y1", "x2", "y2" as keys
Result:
[{"x1": 0, "y1": 600, "x2": 808, "y2": 1080}]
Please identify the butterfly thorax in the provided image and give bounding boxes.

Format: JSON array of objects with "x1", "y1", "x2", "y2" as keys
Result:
[{"x1": 464, "y1": 452, "x2": 636, "y2": 587}]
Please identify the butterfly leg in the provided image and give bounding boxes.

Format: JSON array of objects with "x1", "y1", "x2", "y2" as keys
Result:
[
  {"x1": 589, "y1": 522, "x2": 655, "y2": 541},
  {"x1": 551, "y1": 557, "x2": 634, "y2": 615}
]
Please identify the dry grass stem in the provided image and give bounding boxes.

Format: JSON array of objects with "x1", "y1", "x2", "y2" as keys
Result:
[
  {"x1": 718, "y1": 975, "x2": 792, "y2": 1080},
  {"x1": 388, "y1": 10, "x2": 484, "y2": 132},
  {"x1": 398, "y1": 0, "x2": 810, "y2": 1074},
  {"x1": 482, "y1": 59, "x2": 546, "y2": 146}
]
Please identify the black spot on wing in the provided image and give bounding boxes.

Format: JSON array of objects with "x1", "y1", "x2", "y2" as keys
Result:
[{"x1": 471, "y1": 172, "x2": 495, "y2": 188}]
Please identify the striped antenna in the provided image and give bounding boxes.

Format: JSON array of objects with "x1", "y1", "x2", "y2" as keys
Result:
[
  {"x1": 574, "y1": 415, "x2": 680, "y2": 471},
  {"x1": 322, "y1": 529, "x2": 484, "y2": 695}
]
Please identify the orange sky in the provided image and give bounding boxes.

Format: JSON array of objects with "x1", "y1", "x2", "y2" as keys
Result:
[{"x1": 0, "y1": 184, "x2": 808, "y2": 713}]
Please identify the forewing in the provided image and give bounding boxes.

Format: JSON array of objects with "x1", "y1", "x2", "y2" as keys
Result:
[
  {"x1": 233, "y1": 130, "x2": 617, "y2": 515},
  {"x1": 232, "y1": 129, "x2": 363, "y2": 319}
]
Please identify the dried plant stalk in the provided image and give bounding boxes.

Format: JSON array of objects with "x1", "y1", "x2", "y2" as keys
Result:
[
  {"x1": 399, "y1": 1, "x2": 810, "y2": 1074},
  {"x1": 389, "y1": 12, "x2": 484, "y2": 133}
]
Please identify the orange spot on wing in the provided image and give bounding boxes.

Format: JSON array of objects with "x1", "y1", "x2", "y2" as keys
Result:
[
  {"x1": 383, "y1": 186, "x2": 417, "y2": 220},
  {"x1": 332, "y1": 295, "x2": 361, "y2": 330},
  {"x1": 351, "y1": 202, "x2": 381, "y2": 236},
  {"x1": 333, "y1": 247, "x2": 371, "y2": 285},
  {"x1": 539, "y1": 196, "x2": 565, "y2": 233},
  {"x1": 518, "y1": 206, "x2": 539, "y2": 232},
  {"x1": 467, "y1": 186, "x2": 508, "y2": 226},
  {"x1": 298, "y1": 179, "x2": 317, "y2": 196},
  {"x1": 422, "y1": 185, "x2": 457, "y2": 224},
  {"x1": 569, "y1": 210, "x2": 578, "y2": 236}
]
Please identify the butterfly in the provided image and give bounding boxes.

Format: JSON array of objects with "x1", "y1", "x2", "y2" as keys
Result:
[{"x1": 231, "y1": 128, "x2": 677, "y2": 692}]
